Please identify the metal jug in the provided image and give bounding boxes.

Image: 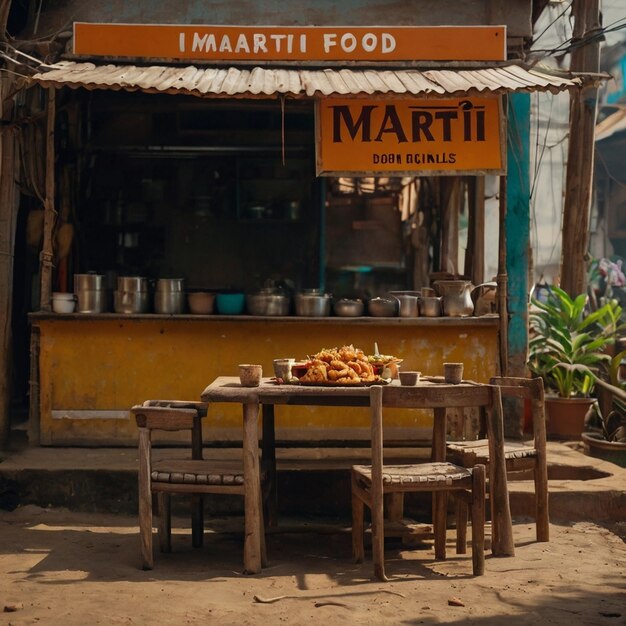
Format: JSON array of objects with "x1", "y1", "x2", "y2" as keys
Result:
[
  {"x1": 471, "y1": 282, "x2": 498, "y2": 316},
  {"x1": 434, "y1": 280, "x2": 474, "y2": 317},
  {"x1": 389, "y1": 292, "x2": 419, "y2": 317}
]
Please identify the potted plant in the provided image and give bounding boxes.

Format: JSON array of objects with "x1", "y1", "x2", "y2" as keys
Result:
[
  {"x1": 582, "y1": 350, "x2": 626, "y2": 467},
  {"x1": 528, "y1": 286, "x2": 624, "y2": 439}
]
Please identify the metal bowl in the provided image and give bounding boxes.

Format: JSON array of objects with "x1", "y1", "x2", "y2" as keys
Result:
[
  {"x1": 246, "y1": 293, "x2": 291, "y2": 316},
  {"x1": 333, "y1": 298, "x2": 364, "y2": 317},
  {"x1": 367, "y1": 297, "x2": 399, "y2": 317},
  {"x1": 294, "y1": 293, "x2": 332, "y2": 316}
]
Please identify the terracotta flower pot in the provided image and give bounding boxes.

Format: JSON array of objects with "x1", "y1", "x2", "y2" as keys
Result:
[
  {"x1": 581, "y1": 432, "x2": 626, "y2": 468},
  {"x1": 545, "y1": 396, "x2": 595, "y2": 440}
]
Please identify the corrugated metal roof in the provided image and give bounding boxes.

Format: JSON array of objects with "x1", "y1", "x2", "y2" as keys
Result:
[{"x1": 30, "y1": 60, "x2": 582, "y2": 98}]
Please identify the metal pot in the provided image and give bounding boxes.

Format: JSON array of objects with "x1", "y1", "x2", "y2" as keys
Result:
[
  {"x1": 419, "y1": 296, "x2": 442, "y2": 317},
  {"x1": 246, "y1": 292, "x2": 290, "y2": 316},
  {"x1": 74, "y1": 273, "x2": 104, "y2": 291},
  {"x1": 75, "y1": 289, "x2": 108, "y2": 314},
  {"x1": 367, "y1": 297, "x2": 399, "y2": 317},
  {"x1": 74, "y1": 273, "x2": 107, "y2": 313},
  {"x1": 333, "y1": 298, "x2": 364, "y2": 317},
  {"x1": 154, "y1": 290, "x2": 185, "y2": 314},
  {"x1": 114, "y1": 290, "x2": 150, "y2": 314},
  {"x1": 155, "y1": 278, "x2": 185, "y2": 292},
  {"x1": 294, "y1": 293, "x2": 332, "y2": 317},
  {"x1": 390, "y1": 293, "x2": 419, "y2": 317},
  {"x1": 117, "y1": 276, "x2": 149, "y2": 292}
]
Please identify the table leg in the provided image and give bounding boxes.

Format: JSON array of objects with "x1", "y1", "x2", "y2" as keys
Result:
[
  {"x1": 243, "y1": 401, "x2": 263, "y2": 574},
  {"x1": 432, "y1": 407, "x2": 447, "y2": 558},
  {"x1": 262, "y1": 404, "x2": 277, "y2": 528},
  {"x1": 486, "y1": 388, "x2": 515, "y2": 557}
]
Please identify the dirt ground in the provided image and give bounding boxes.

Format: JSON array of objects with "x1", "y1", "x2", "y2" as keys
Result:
[{"x1": 0, "y1": 506, "x2": 625, "y2": 626}]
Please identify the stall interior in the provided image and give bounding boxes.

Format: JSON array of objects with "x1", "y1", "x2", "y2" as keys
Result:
[
  {"x1": 22, "y1": 88, "x2": 482, "y2": 313},
  {"x1": 77, "y1": 94, "x2": 321, "y2": 294}
]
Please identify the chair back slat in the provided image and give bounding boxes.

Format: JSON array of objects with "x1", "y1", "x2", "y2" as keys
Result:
[{"x1": 489, "y1": 377, "x2": 546, "y2": 448}]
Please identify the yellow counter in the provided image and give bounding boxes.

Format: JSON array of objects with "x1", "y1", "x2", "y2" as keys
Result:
[{"x1": 31, "y1": 314, "x2": 499, "y2": 446}]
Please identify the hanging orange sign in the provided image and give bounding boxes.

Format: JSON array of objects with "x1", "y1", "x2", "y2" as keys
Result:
[
  {"x1": 316, "y1": 97, "x2": 504, "y2": 176},
  {"x1": 73, "y1": 23, "x2": 506, "y2": 62}
]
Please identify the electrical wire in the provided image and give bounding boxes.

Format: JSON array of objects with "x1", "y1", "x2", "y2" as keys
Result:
[
  {"x1": 532, "y1": 21, "x2": 626, "y2": 57},
  {"x1": 532, "y1": 1, "x2": 573, "y2": 47},
  {"x1": 595, "y1": 149, "x2": 626, "y2": 190}
]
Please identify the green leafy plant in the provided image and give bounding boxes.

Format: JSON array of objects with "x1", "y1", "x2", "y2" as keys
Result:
[
  {"x1": 587, "y1": 350, "x2": 626, "y2": 443},
  {"x1": 528, "y1": 286, "x2": 624, "y2": 398}
]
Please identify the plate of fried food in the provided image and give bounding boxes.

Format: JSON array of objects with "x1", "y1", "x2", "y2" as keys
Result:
[{"x1": 291, "y1": 344, "x2": 396, "y2": 386}]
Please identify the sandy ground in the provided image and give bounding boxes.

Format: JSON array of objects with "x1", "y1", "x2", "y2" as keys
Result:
[{"x1": 0, "y1": 506, "x2": 625, "y2": 626}]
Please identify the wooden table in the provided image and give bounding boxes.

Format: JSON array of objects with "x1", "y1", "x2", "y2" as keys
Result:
[{"x1": 200, "y1": 377, "x2": 515, "y2": 574}]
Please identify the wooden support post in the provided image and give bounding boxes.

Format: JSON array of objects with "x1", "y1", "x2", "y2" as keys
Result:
[
  {"x1": 467, "y1": 176, "x2": 485, "y2": 284},
  {"x1": 561, "y1": 0, "x2": 601, "y2": 296},
  {"x1": 39, "y1": 88, "x2": 56, "y2": 311},
  {"x1": 504, "y1": 93, "x2": 531, "y2": 387},
  {"x1": 440, "y1": 178, "x2": 461, "y2": 275},
  {"x1": 0, "y1": 75, "x2": 18, "y2": 449},
  {"x1": 497, "y1": 175, "x2": 509, "y2": 378}
]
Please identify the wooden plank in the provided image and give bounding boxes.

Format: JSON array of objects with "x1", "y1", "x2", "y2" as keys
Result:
[
  {"x1": 131, "y1": 406, "x2": 197, "y2": 430},
  {"x1": 39, "y1": 88, "x2": 56, "y2": 311}
]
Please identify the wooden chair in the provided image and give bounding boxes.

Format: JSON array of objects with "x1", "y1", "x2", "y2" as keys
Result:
[
  {"x1": 447, "y1": 377, "x2": 549, "y2": 544},
  {"x1": 131, "y1": 400, "x2": 267, "y2": 571},
  {"x1": 351, "y1": 385, "x2": 486, "y2": 581}
]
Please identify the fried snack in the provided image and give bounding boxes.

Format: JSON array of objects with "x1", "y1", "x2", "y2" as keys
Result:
[
  {"x1": 327, "y1": 369, "x2": 343, "y2": 381},
  {"x1": 298, "y1": 345, "x2": 386, "y2": 384},
  {"x1": 300, "y1": 363, "x2": 328, "y2": 382}
]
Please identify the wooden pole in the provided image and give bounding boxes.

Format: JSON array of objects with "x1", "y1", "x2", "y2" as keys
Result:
[
  {"x1": 440, "y1": 177, "x2": 461, "y2": 275},
  {"x1": 39, "y1": 88, "x2": 56, "y2": 311},
  {"x1": 497, "y1": 175, "x2": 508, "y2": 377},
  {"x1": 466, "y1": 176, "x2": 485, "y2": 284},
  {"x1": 560, "y1": 0, "x2": 601, "y2": 296},
  {"x1": 0, "y1": 75, "x2": 18, "y2": 449}
]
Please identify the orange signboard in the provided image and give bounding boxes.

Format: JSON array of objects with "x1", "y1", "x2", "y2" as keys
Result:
[
  {"x1": 316, "y1": 97, "x2": 504, "y2": 176},
  {"x1": 73, "y1": 23, "x2": 506, "y2": 62}
]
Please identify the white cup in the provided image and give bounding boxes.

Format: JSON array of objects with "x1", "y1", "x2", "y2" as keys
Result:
[
  {"x1": 52, "y1": 292, "x2": 76, "y2": 314},
  {"x1": 273, "y1": 358, "x2": 295, "y2": 381}
]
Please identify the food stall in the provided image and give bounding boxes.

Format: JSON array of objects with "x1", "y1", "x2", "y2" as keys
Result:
[{"x1": 22, "y1": 19, "x2": 582, "y2": 446}]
